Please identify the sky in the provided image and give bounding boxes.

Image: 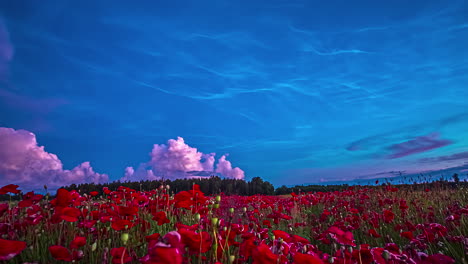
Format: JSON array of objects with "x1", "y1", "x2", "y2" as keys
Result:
[{"x1": 0, "y1": 0, "x2": 468, "y2": 190}]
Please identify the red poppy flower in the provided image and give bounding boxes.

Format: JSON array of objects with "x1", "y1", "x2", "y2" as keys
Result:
[
  {"x1": 49, "y1": 245, "x2": 73, "y2": 262},
  {"x1": 252, "y1": 243, "x2": 279, "y2": 264},
  {"x1": 118, "y1": 205, "x2": 138, "y2": 216},
  {"x1": 0, "y1": 184, "x2": 20, "y2": 194},
  {"x1": 179, "y1": 228, "x2": 212, "y2": 254},
  {"x1": 90, "y1": 191, "x2": 99, "y2": 197},
  {"x1": 152, "y1": 211, "x2": 170, "y2": 226},
  {"x1": 53, "y1": 188, "x2": 72, "y2": 207},
  {"x1": 0, "y1": 239, "x2": 27, "y2": 261},
  {"x1": 0, "y1": 203, "x2": 8, "y2": 217},
  {"x1": 326, "y1": 226, "x2": 356, "y2": 246},
  {"x1": 111, "y1": 219, "x2": 134, "y2": 231},
  {"x1": 146, "y1": 247, "x2": 183, "y2": 264},
  {"x1": 400, "y1": 231, "x2": 414, "y2": 240},
  {"x1": 383, "y1": 209, "x2": 395, "y2": 223},
  {"x1": 368, "y1": 229, "x2": 381, "y2": 238},
  {"x1": 61, "y1": 207, "x2": 81, "y2": 222},
  {"x1": 145, "y1": 233, "x2": 161, "y2": 242},
  {"x1": 293, "y1": 252, "x2": 324, "y2": 264},
  {"x1": 70, "y1": 236, "x2": 86, "y2": 249},
  {"x1": 18, "y1": 199, "x2": 33, "y2": 208},
  {"x1": 110, "y1": 247, "x2": 132, "y2": 264}
]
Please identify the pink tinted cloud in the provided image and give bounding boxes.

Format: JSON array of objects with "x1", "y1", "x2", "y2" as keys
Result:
[
  {"x1": 122, "y1": 137, "x2": 245, "y2": 181},
  {"x1": 0, "y1": 127, "x2": 108, "y2": 190},
  {"x1": 215, "y1": 155, "x2": 245, "y2": 180},
  {"x1": 387, "y1": 133, "x2": 452, "y2": 159}
]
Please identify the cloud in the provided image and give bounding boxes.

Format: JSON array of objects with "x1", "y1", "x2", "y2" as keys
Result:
[
  {"x1": 215, "y1": 155, "x2": 245, "y2": 180},
  {"x1": 122, "y1": 137, "x2": 245, "y2": 182},
  {"x1": 0, "y1": 127, "x2": 108, "y2": 190},
  {"x1": 419, "y1": 151, "x2": 468, "y2": 164},
  {"x1": 387, "y1": 132, "x2": 452, "y2": 159},
  {"x1": 0, "y1": 18, "x2": 13, "y2": 81}
]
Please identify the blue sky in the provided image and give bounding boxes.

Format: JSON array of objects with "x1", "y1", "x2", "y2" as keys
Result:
[{"x1": 1, "y1": 0, "x2": 468, "y2": 188}]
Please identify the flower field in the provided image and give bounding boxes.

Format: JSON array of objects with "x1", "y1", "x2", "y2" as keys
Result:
[{"x1": 0, "y1": 183, "x2": 467, "y2": 263}]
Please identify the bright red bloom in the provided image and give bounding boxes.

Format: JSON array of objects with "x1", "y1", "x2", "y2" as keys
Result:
[
  {"x1": 0, "y1": 184, "x2": 20, "y2": 194},
  {"x1": 326, "y1": 226, "x2": 356, "y2": 246},
  {"x1": 90, "y1": 191, "x2": 99, "y2": 197},
  {"x1": 146, "y1": 233, "x2": 161, "y2": 242},
  {"x1": 146, "y1": 247, "x2": 183, "y2": 264},
  {"x1": 293, "y1": 252, "x2": 324, "y2": 264},
  {"x1": 49, "y1": 245, "x2": 73, "y2": 262},
  {"x1": 53, "y1": 188, "x2": 72, "y2": 207},
  {"x1": 61, "y1": 207, "x2": 81, "y2": 222},
  {"x1": 400, "y1": 231, "x2": 414, "y2": 240},
  {"x1": 174, "y1": 184, "x2": 207, "y2": 210},
  {"x1": 368, "y1": 229, "x2": 381, "y2": 238},
  {"x1": 118, "y1": 205, "x2": 138, "y2": 216},
  {"x1": 152, "y1": 211, "x2": 170, "y2": 226},
  {"x1": 70, "y1": 236, "x2": 86, "y2": 249},
  {"x1": 111, "y1": 219, "x2": 134, "y2": 231},
  {"x1": 252, "y1": 243, "x2": 279, "y2": 264},
  {"x1": 179, "y1": 228, "x2": 212, "y2": 254},
  {"x1": 0, "y1": 239, "x2": 27, "y2": 261},
  {"x1": 110, "y1": 247, "x2": 132, "y2": 264},
  {"x1": 0, "y1": 203, "x2": 8, "y2": 217},
  {"x1": 383, "y1": 209, "x2": 395, "y2": 223}
]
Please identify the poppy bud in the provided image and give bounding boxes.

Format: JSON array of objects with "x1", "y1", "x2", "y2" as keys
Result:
[
  {"x1": 382, "y1": 250, "x2": 390, "y2": 260},
  {"x1": 215, "y1": 195, "x2": 221, "y2": 202},
  {"x1": 166, "y1": 185, "x2": 170, "y2": 190},
  {"x1": 121, "y1": 233, "x2": 129, "y2": 244},
  {"x1": 214, "y1": 204, "x2": 219, "y2": 209},
  {"x1": 229, "y1": 255, "x2": 235, "y2": 263},
  {"x1": 229, "y1": 208, "x2": 235, "y2": 213},
  {"x1": 348, "y1": 246, "x2": 353, "y2": 253},
  {"x1": 243, "y1": 207, "x2": 247, "y2": 212},
  {"x1": 328, "y1": 256, "x2": 335, "y2": 263},
  {"x1": 211, "y1": 217, "x2": 219, "y2": 227},
  {"x1": 195, "y1": 213, "x2": 201, "y2": 221},
  {"x1": 91, "y1": 242, "x2": 97, "y2": 252}
]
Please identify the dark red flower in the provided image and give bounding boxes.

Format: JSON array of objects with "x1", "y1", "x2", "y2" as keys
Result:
[
  {"x1": 118, "y1": 205, "x2": 138, "y2": 216},
  {"x1": 383, "y1": 209, "x2": 395, "y2": 223},
  {"x1": 110, "y1": 247, "x2": 132, "y2": 264},
  {"x1": 61, "y1": 207, "x2": 81, "y2": 222},
  {"x1": 111, "y1": 219, "x2": 134, "y2": 231},
  {"x1": 152, "y1": 211, "x2": 170, "y2": 226},
  {"x1": 179, "y1": 228, "x2": 212, "y2": 254},
  {"x1": 326, "y1": 226, "x2": 356, "y2": 246},
  {"x1": 400, "y1": 231, "x2": 414, "y2": 240},
  {"x1": 293, "y1": 252, "x2": 324, "y2": 264},
  {"x1": 70, "y1": 236, "x2": 86, "y2": 249},
  {"x1": 90, "y1": 191, "x2": 99, "y2": 197},
  {"x1": 0, "y1": 184, "x2": 20, "y2": 194},
  {"x1": 49, "y1": 245, "x2": 73, "y2": 262},
  {"x1": 368, "y1": 229, "x2": 381, "y2": 238},
  {"x1": 0, "y1": 239, "x2": 27, "y2": 261},
  {"x1": 252, "y1": 243, "x2": 279, "y2": 264}
]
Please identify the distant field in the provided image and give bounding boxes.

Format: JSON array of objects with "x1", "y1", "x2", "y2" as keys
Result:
[{"x1": 0, "y1": 183, "x2": 467, "y2": 263}]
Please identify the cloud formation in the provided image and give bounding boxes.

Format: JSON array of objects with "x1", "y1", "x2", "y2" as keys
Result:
[
  {"x1": 419, "y1": 151, "x2": 468, "y2": 164},
  {"x1": 122, "y1": 137, "x2": 244, "y2": 182},
  {"x1": 387, "y1": 133, "x2": 452, "y2": 159},
  {"x1": 0, "y1": 127, "x2": 108, "y2": 190}
]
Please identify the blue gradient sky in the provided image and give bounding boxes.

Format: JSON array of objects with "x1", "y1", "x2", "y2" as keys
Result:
[{"x1": 1, "y1": 0, "x2": 468, "y2": 186}]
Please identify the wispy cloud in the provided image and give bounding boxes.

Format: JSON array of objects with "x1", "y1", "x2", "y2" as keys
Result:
[
  {"x1": 419, "y1": 151, "x2": 468, "y2": 164},
  {"x1": 387, "y1": 133, "x2": 453, "y2": 159}
]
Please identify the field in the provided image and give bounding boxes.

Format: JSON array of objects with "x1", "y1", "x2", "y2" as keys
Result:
[{"x1": 0, "y1": 183, "x2": 467, "y2": 263}]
